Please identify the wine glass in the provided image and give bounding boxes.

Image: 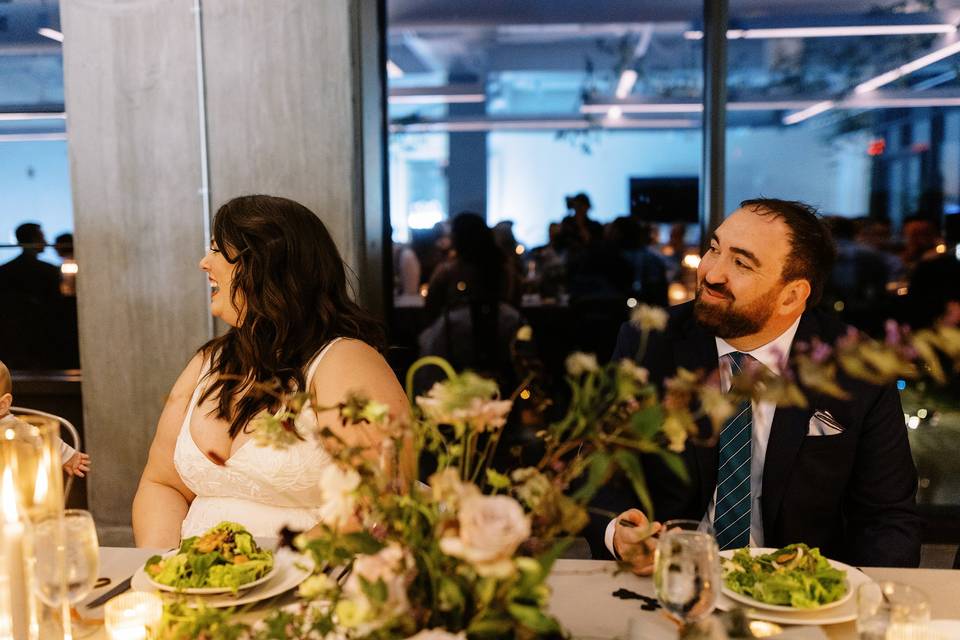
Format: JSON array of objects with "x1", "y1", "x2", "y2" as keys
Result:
[
  {"x1": 653, "y1": 528, "x2": 721, "y2": 627},
  {"x1": 30, "y1": 509, "x2": 100, "y2": 637}
]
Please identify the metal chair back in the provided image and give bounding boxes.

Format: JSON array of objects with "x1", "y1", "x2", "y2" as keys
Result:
[{"x1": 9, "y1": 406, "x2": 82, "y2": 502}]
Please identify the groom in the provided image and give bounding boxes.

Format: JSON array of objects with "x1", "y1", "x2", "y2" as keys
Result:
[{"x1": 587, "y1": 198, "x2": 921, "y2": 570}]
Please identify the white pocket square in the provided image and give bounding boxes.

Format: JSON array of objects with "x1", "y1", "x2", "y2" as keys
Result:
[{"x1": 807, "y1": 410, "x2": 845, "y2": 436}]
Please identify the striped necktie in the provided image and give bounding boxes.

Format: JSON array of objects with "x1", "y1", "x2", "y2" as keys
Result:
[{"x1": 714, "y1": 351, "x2": 752, "y2": 550}]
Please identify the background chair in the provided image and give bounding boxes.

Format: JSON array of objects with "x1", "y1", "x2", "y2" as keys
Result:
[{"x1": 10, "y1": 405, "x2": 82, "y2": 502}]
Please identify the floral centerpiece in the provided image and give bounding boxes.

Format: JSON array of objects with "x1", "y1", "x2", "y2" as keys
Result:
[{"x1": 155, "y1": 308, "x2": 960, "y2": 639}]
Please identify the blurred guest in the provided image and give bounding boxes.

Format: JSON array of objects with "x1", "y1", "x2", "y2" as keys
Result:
[
  {"x1": 410, "y1": 221, "x2": 451, "y2": 288},
  {"x1": 606, "y1": 216, "x2": 668, "y2": 307},
  {"x1": 0, "y1": 223, "x2": 65, "y2": 369},
  {"x1": 528, "y1": 222, "x2": 569, "y2": 300},
  {"x1": 426, "y1": 212, "x2": 516, "y2": 319},
  {"x1": 421, "y1": 212, "x2": 522, "y2": 390},
  {"x1": 393, "y1": 242, "x2": 421, "y2": 297},
  {"x1": 564, "y1": 192, "x2": 602, "y2": 247},
  {"x1": 856, "y1": 217, "x2": 905, "y2": 282},
  {"x1": 55, "y1": 232, "x2": 77, "y2": 297},
  {"x1": 0, "y1": 223, "x2": 60, "y2": 301},
  {"x1": 658, "y1": 223, "x2": 690, "y2": 282},
  {"x1": 492, "y1": 220, "x2": 523, "y2": 300},
  {"x1": 901, "y1": 215, "x2": 941, "y2": 274},
  {"x1": 822, "y1": 216, "x2": 890, "y2": 332}
]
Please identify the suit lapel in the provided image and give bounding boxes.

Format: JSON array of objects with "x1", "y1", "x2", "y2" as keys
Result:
[
  {"x1": 760, "y1": 312, "x2": 818, "y2": 539},
  {"x1": 672, "y1": 315, "x2": 721, "y2": 516}
]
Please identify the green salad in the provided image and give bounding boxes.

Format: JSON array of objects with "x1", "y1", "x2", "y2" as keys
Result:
[
  {"x1": 722, "y1": 544, "x2": 848, "y2": 609},
  {"x1": 145, "y1": 522, "x2": 274, "y2": 593}
]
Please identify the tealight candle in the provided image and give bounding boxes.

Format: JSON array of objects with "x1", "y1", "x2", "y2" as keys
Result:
[{"x1": 104, "y1": 592, "x2": 163, "y2": 640}]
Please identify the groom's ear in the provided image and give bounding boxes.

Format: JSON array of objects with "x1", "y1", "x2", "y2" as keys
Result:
[{"x1": 0, "y1": 393, "x2": 11, "y2": 414}]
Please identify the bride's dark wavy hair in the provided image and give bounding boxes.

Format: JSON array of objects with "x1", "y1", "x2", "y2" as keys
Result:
[{"x1": 198, "y1": 194, "x2": 385, "y2": 438}]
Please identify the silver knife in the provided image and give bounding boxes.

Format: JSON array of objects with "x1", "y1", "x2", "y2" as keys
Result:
[{"x1": 85, "y1": 575, "x2": 132, "y2": 609}]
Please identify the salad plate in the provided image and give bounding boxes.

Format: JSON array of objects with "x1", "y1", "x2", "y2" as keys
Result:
[
  {"x1": 142, "y1": 522, "x2": 276, "y2": 595},
  {"x1": 131, "y1": 547, "x2": 314, "y2": 608},
  {"x1": 720, "y1": 546, "x2": 853, "y2": 613},
  {"x1": 146, "y1": 551, "x2": 278, "y2": 595},
  {"x1": 716, "y1": 546, "x2": 874, "y2": 626}
]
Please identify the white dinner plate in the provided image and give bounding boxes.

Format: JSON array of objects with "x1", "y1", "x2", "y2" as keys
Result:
[
  {"x1": 719, "y1": 548, "x2": 853, "y2": 613},
  {"x1": 716, "y1": 548, "x2": 872, "y2": 626},
  {"x1": 131, "y1": 547, "x2": 314, "y2": 608}
]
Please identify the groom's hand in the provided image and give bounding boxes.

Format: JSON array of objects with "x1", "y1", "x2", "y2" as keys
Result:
[{"x1": 613, "y1": 509, "x2": 662, "y2": 576}]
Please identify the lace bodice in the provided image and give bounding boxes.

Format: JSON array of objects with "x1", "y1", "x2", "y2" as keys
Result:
[{"x1": 173, "y1": 340, "x2": 339, "y2": 539}]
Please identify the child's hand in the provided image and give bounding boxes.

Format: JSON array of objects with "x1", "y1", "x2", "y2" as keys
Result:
[{"x1": 63, "y1": 452, "x2": 90, "y2": 478}]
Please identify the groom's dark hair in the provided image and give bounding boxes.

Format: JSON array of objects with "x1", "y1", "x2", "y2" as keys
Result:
[{"x1": 739, "y1": 197, "x2": 836, "y2": 307}]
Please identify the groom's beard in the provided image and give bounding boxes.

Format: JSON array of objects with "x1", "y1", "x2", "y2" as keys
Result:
[{"x1": 694, "y1": 281, "x2": 778, "y2": 339}]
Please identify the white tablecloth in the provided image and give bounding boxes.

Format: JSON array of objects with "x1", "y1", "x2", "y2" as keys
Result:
[{"x1": 81, "y1": 549, "x2": 960, "y2": 639}]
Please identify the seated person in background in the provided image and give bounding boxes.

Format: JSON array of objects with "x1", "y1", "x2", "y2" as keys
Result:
[
  {"x1": 588, "y1": 198, "x2": 920, "y2": 573},
  {"x1": 0, "y1": 360, "x2": 91, "y2": 477}
]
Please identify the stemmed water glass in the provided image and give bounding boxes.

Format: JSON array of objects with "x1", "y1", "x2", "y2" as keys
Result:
[
  {"x1": 31, "y1": 509, "x2": 101, "y2": 638},
  {"x1": 653, "y1": 525, "x2": 721, "y2": 628}
]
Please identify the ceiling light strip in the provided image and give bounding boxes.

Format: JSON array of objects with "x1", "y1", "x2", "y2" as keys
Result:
[{"x1": 684, "y1": 24, "x2": 956, "y2": 40}]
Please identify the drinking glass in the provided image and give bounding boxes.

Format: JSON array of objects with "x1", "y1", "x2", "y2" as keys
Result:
[
  {"x1": 653, "y1": 528, "x2": 721, "y2": 627},
  {"x1": 857, "y1": 582, "x2": 930, "y2": 640},
  {"x1": 30, "y1": 509, "x2": 100, "y2": 637},
  {"x1": 663, "y1": 519, "x2": 714, "y2": 536}
]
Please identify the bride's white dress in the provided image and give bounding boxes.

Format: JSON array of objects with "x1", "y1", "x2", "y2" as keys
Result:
[{"x1": 173, "y1": 339, "x2": 340, "y2": 539}]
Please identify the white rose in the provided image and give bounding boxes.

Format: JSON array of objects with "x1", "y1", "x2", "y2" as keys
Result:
[
  {"x1": 317, "y1": 464, "x2": 361, "y2": 530},
  {"x1": 565, "y1": 352, "x2": 599, "y2": 377},
  {"x1": 405, "y1": 630, "x2": 466, "y2": 640},
  {"x1": 439, "y1": 494, "x2": 531, "y2": 578},
  {"x1": 630, "y1": 305, "x2": 669, "y2": 332},
  {"x1": 343, "y1": 543, "x2": 415, "y2": 619},
  {"x1": 618, "y1": 359, "x2": 649, "y2": 384}
]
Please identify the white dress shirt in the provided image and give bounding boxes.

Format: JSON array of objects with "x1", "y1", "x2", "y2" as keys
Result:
[{"x1": 604, "y1": 315, "x2": 802, "y2": 556}]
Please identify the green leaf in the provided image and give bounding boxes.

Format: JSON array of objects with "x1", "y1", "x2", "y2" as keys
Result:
[
  {"x1": 468, "y1": 616, "x2": 515, "y2": 637},
  {"x1": 438, "y1": 576, "x2": 466, "y2": 612},
  {"x1": 507, "y1": 603, "x2": 561, "y2": 634},
  {"x1": 571, "y1": 451, "x2": 611, "y2": 502},
  {"x1": 341, "y1": 531, "x2": 385, "y2": 555},
  {"x1": 536, "y1": 538, "x2": 573, "y2": 576},
  {"x1": 629, "y1": 405, "x2": 665, "y2": 441},
  {"x1": 475, "y1": 576, "x2": 498, "y2": 609},
  {"x1": 656, "y1": 449, "x2": 690, "y2": 484},
  {"x1": 485, "y1": 468, "x2": 511, "y2": 490},
  {"x1": 613, "y1": 450, "x2": 654, "y2": 518},
  {"x1": 359, "y1": 576, "x2": 388, "y2": 606}
]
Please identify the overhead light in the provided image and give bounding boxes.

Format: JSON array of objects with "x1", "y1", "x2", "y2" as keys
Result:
[
  {"x1": 0, "y1": 112, "x2": 66, "y2": 122},
  {"x1": 386, "y1": 59, "x2": 404, "y2": 79},
  {"x1": 782, "y1": 100, "x2": 835, "y2": 125},
  {"x1": 607, "y1": 106, "x2": 623, "y2": 120},
  {"x1": 37, "y1": 27, "x2": 64, "y2": 43},
  {"x1": 389, "y1": 86, "x2": 485, "y2": 105},
  {"x1": 0, "y1": 133, "x2": 67, "y2": 143},
  {"x1": 615, "y1": 70, "x2": 638, "y2": 99},
  {"x1": 389, "y1": 93, "x2": 485, "y2": 105},
  {"x1": 854, "y1": 39, "x2": 960, "y2": 94},
  {"x1": 581, "y1": 102, "x2": 704, "y2": 114},
  {"x1": 390, "y1": 117, "x2": 697, "y2": 133},
  {"x1": 684, "y1": 24, "x2": 956, "y2": 40}
]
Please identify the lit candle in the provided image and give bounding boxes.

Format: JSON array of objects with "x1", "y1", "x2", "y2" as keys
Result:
[
  {"x1": 104, "y1": 592, "x2": 163, "y2": 640},
  {"x1": 0, "y1": 466, "x2": 28, "y2": 640}
]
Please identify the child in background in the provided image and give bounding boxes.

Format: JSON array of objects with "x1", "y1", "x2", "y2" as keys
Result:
[{"x1": 0, "y1": 360, "x2": 91, "y2": 477}]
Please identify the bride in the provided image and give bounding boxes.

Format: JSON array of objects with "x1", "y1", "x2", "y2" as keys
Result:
[{"x1": 132, "y1": 195, "x2": 409, "y2": 548}]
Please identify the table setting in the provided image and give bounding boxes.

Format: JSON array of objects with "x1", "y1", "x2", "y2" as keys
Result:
[{"x1": 5, "y1": 310, "x2": 960, "y2": 639}]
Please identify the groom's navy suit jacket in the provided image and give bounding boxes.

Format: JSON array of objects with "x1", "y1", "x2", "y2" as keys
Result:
[{"x1": 586, "y1": 302, "x2": 921, "y2": 567}]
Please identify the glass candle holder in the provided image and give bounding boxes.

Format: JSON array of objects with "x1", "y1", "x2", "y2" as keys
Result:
[
  {"x1": 1, "y1": 415, "x2": 66, "y2": 640},
  {"x1": 104, "y1": 592, "x2": 164, "y2": 640}
]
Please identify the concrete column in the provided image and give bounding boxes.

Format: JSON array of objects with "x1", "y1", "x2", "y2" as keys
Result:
[{"x1": 61, "y1": 0, "x2": 384, "y2": 544}]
